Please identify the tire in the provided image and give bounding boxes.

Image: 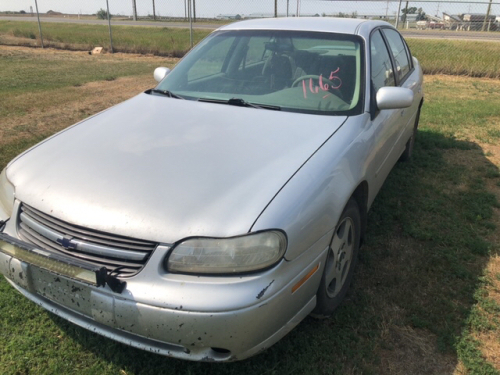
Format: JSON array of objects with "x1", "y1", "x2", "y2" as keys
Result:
[
  {"x1": 399, "y1": 108, "x2": 421, "y2": 162},
  {"x1": 312, "y1": 199, "x2": 361, "y2": 319}
]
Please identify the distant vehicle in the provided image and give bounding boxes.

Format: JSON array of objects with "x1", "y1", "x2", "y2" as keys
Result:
[
  {"x1": 0, "y1": 17, "x2": 423, "y2": 361},
  {"x1": 429, "y1": 21, "x2": 445, "y2": 29},
  {"x1": 416, "y1": 20, "x2": 427, "y2": 29},
  {"x1": 416, "y1": 20, "x2": 445, "y2": 30}
]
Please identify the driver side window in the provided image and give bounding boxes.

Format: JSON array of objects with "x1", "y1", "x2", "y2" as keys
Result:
[{"x1": 370, "y1": 30, "x2": 395, "y2": 92}]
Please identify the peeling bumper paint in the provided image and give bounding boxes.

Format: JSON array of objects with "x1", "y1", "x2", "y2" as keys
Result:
[{"x1": 0, "y1": 238, "x2": 327, "y2": 361}]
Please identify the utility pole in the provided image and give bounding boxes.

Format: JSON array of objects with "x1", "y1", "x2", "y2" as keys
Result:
[
  {"x1": 395, "y1": 0, "x2": 403, "y2": 28},
  {"x1": 132, "y1": 0, "x2": 137, "y2": 21},
  {"x1": 402, "y1": 1, "x2": 409, "y2": 24},
  {"x1": 287, "y1": 0, "x2": 289, "y2": 17},
  {"x1": 106, "y1": 0, "x2": 113, "y2": 53},
  {"x1": 193, "y1": 0, "x2": 196, "y2": 22},
  {"x1": 275, "y1": 0, "x2": 278, "y2": 18},
  {"x1": 482, "y1": 0, "x2": 493, "y2": 31},
  {"x1": 188, "y1": 0, "x2": 193, "y2": 48},
  {"x1": 152, "y1": 0, "x2": 156, "y2": 20},
  {"x1": 296, "y1": 0, "x2": 301, "y2": 17},
  {"x1": 34, "y1": 0, "x2": 44, "y2": 48}
]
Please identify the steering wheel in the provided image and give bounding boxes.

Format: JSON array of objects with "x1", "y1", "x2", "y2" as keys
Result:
[{"x1": 291, "y1": 75, "x2": 345, "y2": 101}]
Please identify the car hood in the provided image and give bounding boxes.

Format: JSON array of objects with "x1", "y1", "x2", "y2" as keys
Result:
[{"x1": 8, "y1": 93, "x2": 346, "y2": 243}]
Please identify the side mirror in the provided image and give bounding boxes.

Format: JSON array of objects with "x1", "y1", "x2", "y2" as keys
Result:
[
  {"x1": 376, "y1": 87, "x2": 414, "y2": 110},
  {"x1": 154, "y1": 67, "x2": 171, "y2": 83}
]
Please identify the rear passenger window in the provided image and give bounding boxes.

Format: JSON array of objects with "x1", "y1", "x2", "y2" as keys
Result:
[
  {"x1": 370, "y1": 30, "x2": 395, "y2": 92},
  {"x1": 382, "y1": 29, "x2": 411, "y2": 82}
]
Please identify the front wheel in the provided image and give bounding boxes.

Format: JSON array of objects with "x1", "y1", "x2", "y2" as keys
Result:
[{"x1": 312, "y1": 199, "x2": 361, "y2": 318}]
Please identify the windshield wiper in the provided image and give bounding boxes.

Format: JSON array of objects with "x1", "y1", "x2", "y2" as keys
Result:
[
  {"x1": 198, "y1": 97, "x2": 281, "y2": 111},
  {"x1": 149, "y1": 89, "x2": 185, "y2": 99}
]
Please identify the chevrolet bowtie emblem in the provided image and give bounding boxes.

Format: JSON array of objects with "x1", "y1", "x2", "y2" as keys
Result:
[{"x1": 56, "y1": 235, "x2": 77, "y2": 250}]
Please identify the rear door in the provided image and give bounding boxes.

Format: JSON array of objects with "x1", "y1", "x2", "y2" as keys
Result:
[
  {"x1": 381, "y1": 28, "x2": 420, "y2": 148},
  {"x1": 366, "y1": 29, "x2": 401, "y2": 201}
]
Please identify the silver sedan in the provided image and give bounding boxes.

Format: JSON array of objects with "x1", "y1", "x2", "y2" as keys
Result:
[{"x1": 0, "y1": 17, "x2": 423, "y2": 361}]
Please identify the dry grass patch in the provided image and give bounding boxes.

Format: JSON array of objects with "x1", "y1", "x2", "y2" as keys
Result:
[
  {"x1": 476, "y1": 331, "x2": 500, "y2": 370},
  {"x1": 475, "y1": 252, "x2": 500, "y2": 372},
  {"x1": 482, "y1": 143, "x2": 500, "y2": 169},
  {"x1": 0, "y1": 45, "x2": 176, "y2": 167},
  {"x1": 367, "y1": 74, "x2": 500, "y2": 374},
  {"x1": 422, "y1": 75, "x2": 500, "y2": 374},
  {"x1": 379, "y1": 326, "x2": 456, "y2": 375},
  {"x1": 0, "y1": 44, "x2": 175, "y2": 63},
  {"x1": 1, "y1": 75, "x2": 154, "y2": 145},
  {"x1": 425, "y1": 75, "x2": 500, "y2": 86}
]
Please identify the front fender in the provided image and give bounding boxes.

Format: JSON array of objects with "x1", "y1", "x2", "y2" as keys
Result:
[{"x1": 251, "y1": 114, "x2": 371, "y2": 260}]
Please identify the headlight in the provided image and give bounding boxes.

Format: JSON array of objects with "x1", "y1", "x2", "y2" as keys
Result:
[
  {"x1": 0, "y1": 168, "x2": 15, "y2": 220},
  {"x1": 166, "y1": 230, "x2": 287, "y2": 274}
]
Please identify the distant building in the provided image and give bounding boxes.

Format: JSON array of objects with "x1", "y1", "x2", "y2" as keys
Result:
[
  {"x1": 460, "y1": 13, "x2": 497, "y2": 30},
  {"x1": 442, "y1": 13, "x2": 462, "y2": 29},
  {"x1": 442, "y1": 13, "x2": 461, "y2": 22},
  {"x1": 216, "y1": 14, "x2": 243, "y2": 20},
  {"x1": 246, "y1": 13, "x2": 275, "y2": 19},
  {"x1": 461, "y1": 13, "x2": 495, "y2": 22}
]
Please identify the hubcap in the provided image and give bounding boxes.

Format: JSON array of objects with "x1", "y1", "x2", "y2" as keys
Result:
[{"x1": 324, "y1": 217, "x2": 355, "y2": 298}]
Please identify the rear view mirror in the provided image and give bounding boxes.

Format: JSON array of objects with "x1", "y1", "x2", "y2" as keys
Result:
[
  {"x1": 154, "y1": 67, "x2": 171, "y2": 83},
  {"x1": 376, "y1": 87, "x2": 414, "y2": 110}
]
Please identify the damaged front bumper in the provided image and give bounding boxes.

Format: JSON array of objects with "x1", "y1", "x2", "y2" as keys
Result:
[
  {"x1": 0, "y1": 229, "x2": 326, "y2": 361},
  {"x1": 0, "y1": 233, "x2": 126, "y2": 291}
]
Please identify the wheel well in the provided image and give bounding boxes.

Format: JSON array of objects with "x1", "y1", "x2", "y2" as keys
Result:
[{"x1": 350, "y1": 181, "x2": 368, "y2": 245}]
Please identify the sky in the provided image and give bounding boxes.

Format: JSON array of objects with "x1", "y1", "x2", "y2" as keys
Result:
[{"x1": 1, "y1": 0, "x2": 498, "y2": 20}]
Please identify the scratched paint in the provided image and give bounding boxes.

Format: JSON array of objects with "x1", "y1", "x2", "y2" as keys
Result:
[{"x1": 256, "y1": 280, "x2": 275, "y2": 299}]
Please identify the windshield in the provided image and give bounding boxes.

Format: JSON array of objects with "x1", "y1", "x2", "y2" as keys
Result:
[{"x1": 157, "y1": 30, "x2": 364, "y2": 115}]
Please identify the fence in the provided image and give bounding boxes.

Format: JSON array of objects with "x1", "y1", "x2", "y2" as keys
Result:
[
  {"x1": 0, "y1": 0, "x2": 499, "y2": 62},
  {"x1": 5, "y1": 0, "x2": 500, "y2": 21}
]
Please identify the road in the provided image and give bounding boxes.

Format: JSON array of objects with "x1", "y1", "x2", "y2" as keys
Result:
[
  {"x1": 401, "y1": 29, "x2": 500, "y2": 42},
  {"x1": 1, "y1": 15, "x2": 500, "y2": 42}
]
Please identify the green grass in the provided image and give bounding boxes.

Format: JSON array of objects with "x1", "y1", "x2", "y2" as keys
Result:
[
  {"x1": 2, "y1": 20, "x2": 500, "y2": 78},
  {"x1": 407, "y1": 38, "x2": 500, "y2": 78},
  {"x1": 0, "y1": 20, "x2": 210, "y2": 56},
  {"x1": 0, "y1": 48, "x2": 158, "y2": 94},
  {"x1": 456, "y1": 279, "x2": 500, "y2": 375},
  {"x1": 1, "y1": 49, "x2": 500, "y2": 374},
  {"x1": 0, "y1": 47, "x2": 167, "y2": 123}
]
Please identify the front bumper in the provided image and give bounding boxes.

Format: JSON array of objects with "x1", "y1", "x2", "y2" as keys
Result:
[{"x1": 0, "y1": 229, "x2": 328, "y2": 361}]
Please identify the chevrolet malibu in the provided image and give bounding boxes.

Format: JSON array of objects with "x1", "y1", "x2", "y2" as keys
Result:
[{"x1": 0, "y1": 18, "x2": 423, "y2": 361}]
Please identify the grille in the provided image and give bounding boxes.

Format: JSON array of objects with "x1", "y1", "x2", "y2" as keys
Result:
[{"x1": 17, "y1": 204, "x2": 157, "y2": 278}]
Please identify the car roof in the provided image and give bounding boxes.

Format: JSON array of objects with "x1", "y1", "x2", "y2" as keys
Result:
[{"x1": 218, "y1": 17, "x2": 390, "y2": 35}]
